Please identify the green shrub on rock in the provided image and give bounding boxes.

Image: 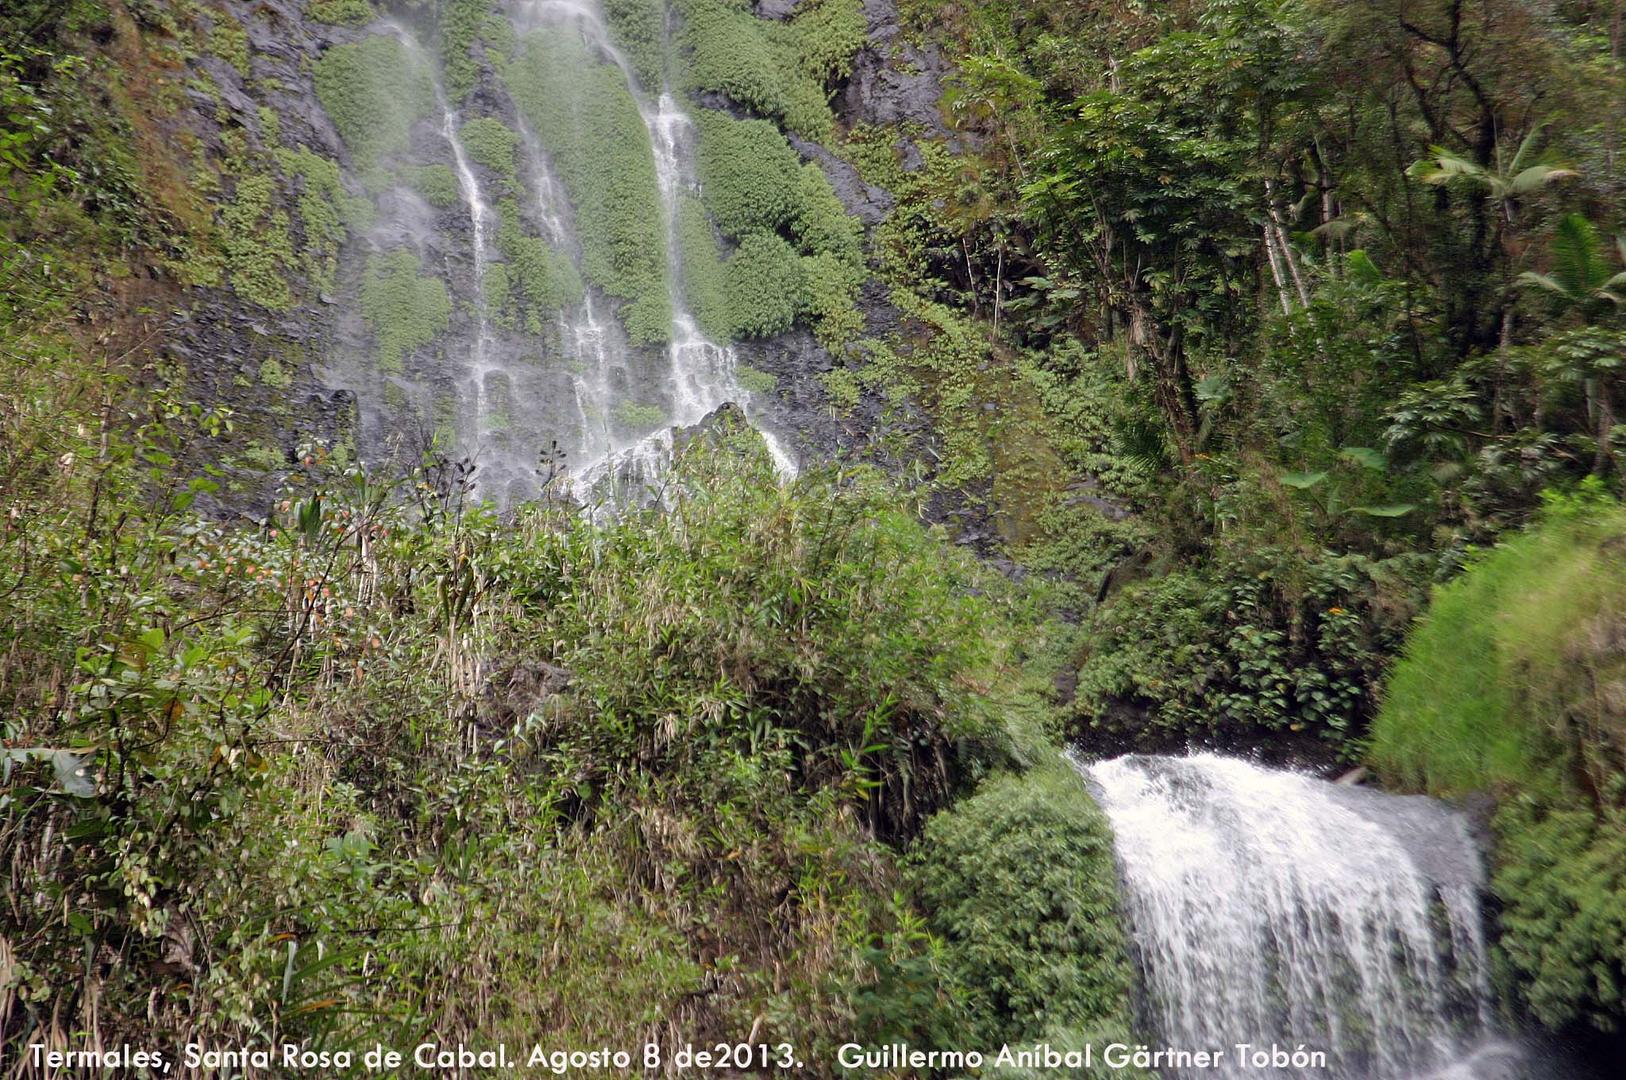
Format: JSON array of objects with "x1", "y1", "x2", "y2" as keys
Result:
[
  {"x1": 459, "y1": 116, "x2": 519, "y2": 189},
  {"x1": 725, "y1": 231, "x2": 803, "y2": 339},
  {"x1": 910, "y1": 762, "x2": 1139, "y2": 1046},
  {"x1": 695, "y1": 111, "x2": 801, "y2": 237},
  {"x1": 361, "y1": 249, "x2": 452, "y2": 370},
  {"x1": 314, "y1": 35, "x2": 434, "y2": 178}
]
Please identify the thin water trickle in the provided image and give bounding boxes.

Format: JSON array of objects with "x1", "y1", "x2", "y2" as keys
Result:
[{"x1": 1081, "y1": 753, "x2": 1502, "y2": 1080}]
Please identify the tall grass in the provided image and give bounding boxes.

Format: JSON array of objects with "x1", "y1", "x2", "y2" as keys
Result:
[{"x1": 1367, "y1": 491, "x2": 1626, "y2": 797}]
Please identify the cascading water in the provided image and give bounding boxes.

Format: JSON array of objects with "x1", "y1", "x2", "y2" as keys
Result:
[
  {"x1": 515, "y1": 0, "x2": 797, "y2": 500},
  {"x1": 1081, "y1": 754, "x2": 1506, "y2": 1080}
]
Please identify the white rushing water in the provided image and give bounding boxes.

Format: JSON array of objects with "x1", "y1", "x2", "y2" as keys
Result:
[
  {"x1": 519, "y1": 0, "x2": 797, "y2": 502},
  {"x1": 1081, "y1": 754, "x2": 1499, "y2": 1080}
]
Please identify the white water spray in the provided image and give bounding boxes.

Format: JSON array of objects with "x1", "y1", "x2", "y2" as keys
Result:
[{"x1": 1082, "y1": 754, "x2": 1499, "y2": 1080}]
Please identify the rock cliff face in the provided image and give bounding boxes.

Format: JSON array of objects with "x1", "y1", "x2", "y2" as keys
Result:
[{"x1": 101, "y1": 0, "x2": 952, "y2": 511}]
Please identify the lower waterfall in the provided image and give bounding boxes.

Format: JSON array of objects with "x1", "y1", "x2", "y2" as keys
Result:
[{"x1": 1079, "y1": 754, "x2": 1525, "y2": 1080}]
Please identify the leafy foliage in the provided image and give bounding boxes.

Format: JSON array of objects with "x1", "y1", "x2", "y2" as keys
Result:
[
  {"x1": 909, "y1": 763, "x2": 1139, "y2": 1046},
  {"x1": 313, "y1": 34, "x2": 434, "y2": 180},
  {"x1": 360, "y1": 249, "x2": 453, "y2": 370},
  {"x1": 504, "y1": 30, "x2": 670, "y2": 343}
]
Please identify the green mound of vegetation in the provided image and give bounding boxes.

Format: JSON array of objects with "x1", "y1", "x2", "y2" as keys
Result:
[
  {"x1": 360, "y1": 249, "x2": 453, "y2": 370},
  {"x1": 313, "y1": 34, "x2": 434, "y2": 181},
  {"x1": 1369, "y1": 487, "x2": 1626, "y2": 1031},
  {"x1": 504, "y1": 31, "x2": 670, "y2": 344}
]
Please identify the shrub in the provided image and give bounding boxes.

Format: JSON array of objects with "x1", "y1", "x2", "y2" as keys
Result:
[
  {"x1": 440, "y1": 0, "x2": 490, "y2": 101},
  {"x1": 604, "y1": 0, "x2": 666, "y2": 89},
  {"x1": 360, "y1": 249, "x2": 452, "y2": 370},
  {"x1": 314, "y1": 35, "x2": 434, "y2": 177},
  {"x1": 725, "y1": 230, "x2": 804, "y2": 338},
  {"x1": 407, "y1": 163, "x2": 462, "y2": 208},
  {"x1": 909, "y1": 762, "x2": 1138, "y2": 1045},
  {"x1": 695, "y1": 111, "x2": 801, "y2": 237},
  {"x1": 459, "y1": 116, "x2": 519, "y2": 188},
  {"x1": 219, "y1": 173, "x2": 294, "y2": 310},
  {"x1": 495, "y1": 199, "x2": 583, "y2": 325},
  {"x1": 505, "y1": 31, "x2": 670, "y2": 343},
  {"x1": 307, "y1": 0, "x2": 374, "y2": 26},
  {"x1": 674, "y1": 0, "x2": 852, "y2": 139}
]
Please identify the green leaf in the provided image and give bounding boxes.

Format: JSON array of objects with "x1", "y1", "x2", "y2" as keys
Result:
[
  {"x1": 1280, "y1": 470, "x2": 1328, "y2": 489},
  {"x1": 1339, "y1": 447, "x2": 1387, "y2": 471},
  {"x1": 1349, "y1": 504, "x2": 1417, "y2": 518}
]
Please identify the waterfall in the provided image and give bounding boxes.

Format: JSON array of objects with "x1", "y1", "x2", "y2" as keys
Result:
[
  {"x1": 1081, "y1": 754, "x2": 1502, "y2": 1080},
  {"x1": 516, "y1": 0, "x2": 797, "y2": 502},
  {"x1": 439, "y1": 99, "x2": 502, "y2": 493}
]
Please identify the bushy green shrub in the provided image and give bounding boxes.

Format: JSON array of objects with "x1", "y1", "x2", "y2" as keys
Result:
[
  {"x1": 674, "y1": 0, "x2": 862, "y2": 139},
  {"x1": 604, "y1": 0, "x2": 666, "y2": 90},
  {"x1": 695, "y1": 111, "x2": 801, "y2": 237},
  {"x1": 314, "y1": 35, "x2": 434, "y2": 177},
  {"x1": 1493, "y1": 796, "x2": 1626, "y2": 1032},
  {"x1": 792, "y1": 161, "x2": 863, "y2": 266},
  {"x1": 219, "y1": 173, "x2": 294, "y2": 309},
  {"x1": 910, "y1": 762, "x2": 1138, "y2": 1045},
  {"x1": 725, "y1": 230, "x2": 803, "y2": 338},
  {"x1": 1075, "y1": 546, "x2": 1434, "y2": 753},
  {"x1": 307, "y1": 0, "x2": 374, "y2": 26},
  {"x1": 459, "y1": 116, "x2": 519, "y2": 188},
  {"x1": 440, "y1": 0, "x2": 490, "y2": 101},
  {"x1": 360, "y1": 249, "x2": 452, "y2": 370},
  {"x1": 505, "y1": 32, "x2": 670, "y2": 343},
  {"x1": 407, "y1": 163, "x2": 462, "y2": 207}
]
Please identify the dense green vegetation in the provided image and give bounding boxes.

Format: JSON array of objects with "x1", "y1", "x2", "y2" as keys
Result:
[
  {"x1": 1368, "y1": 487, "x2": 1626, "y2": 1031},
  {"x1": 505, "y1": 30, "x2": 671, "y2": 344},
  {"x1": 360, "y1": 249, "x2": 454, "y2": 371},
  {"x1": 313, "y1": 34, "x2": 434, "y2": 183},
  {"x1": 7, "y1": 0, "x2": 1626, "y2": 1064}
]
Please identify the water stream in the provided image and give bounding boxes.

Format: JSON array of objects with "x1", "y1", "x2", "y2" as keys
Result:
[{"x1": 1079, "y1": 754, "x2": 1518, "y2": 1080}]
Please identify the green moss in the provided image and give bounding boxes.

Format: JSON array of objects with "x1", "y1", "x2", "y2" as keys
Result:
[
  {"x1": 910, "y1": 762, "x2": 1139, "y2": 1046},
  {"x1": 210, "y1": 18, "x2": 251, "y2": 78},
  {"x1": 314, "y1": 35, "x2": 434, "y2": 179},
  {"x1": 458, "y1": 116, "x2": 518, "y2": 189},
  {"x1": 276, "y1": 147, "x2": 371, "y2": 296},
  {"x1": 688, "y1": 112, "x2": 864, "y2": 345},
  {"x1": 406, "y1": 164, "x2": 462, "y2": 208},
  {"x1": 675, "y1": 0, "x2": 861, "y2": 139},
  {"x1": 725, "y1": 231, "x2": 803, "y2": 339},
  {"x1": 219, "y1": 173, "x2": 294, "y2": 310},
  {"x1": 505, "y1": 31, "x2": 669, "y2": 343},
  {"x1": 360, "y1": 250, "x2": 452, "y2": 371},
  {"x1": 603, "y1": 0, "x2": 666, "y2": 90},
  {"x1": 306, "y1": 0, "x2": 375, "y2": 26},
  {"x1": 440, "y1": 0, "x2": 491, "y2": 102},
  {"x1": 694, "y1": 111, "x2": 801, "y2": 237}
]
